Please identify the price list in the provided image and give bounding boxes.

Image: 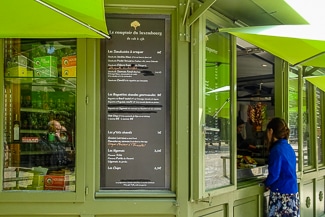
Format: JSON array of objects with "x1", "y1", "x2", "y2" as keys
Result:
[{"x1": 100, "y1": 15, "x2": 170, "y2": 190}]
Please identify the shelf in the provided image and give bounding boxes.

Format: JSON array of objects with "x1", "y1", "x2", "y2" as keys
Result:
[
  {"x1": 4, "y1": 77, "x2": 76, "y2": 92},
  {"x1": 20, "y1": 107, "x2": 71, "y2": 117},
  {"x1": 20, "y1": 151, "x2": 53, "y2": 155},
  {"x1": 5, "y1": 77, "x2": 76, "y2": 83},
  {"x1": 4, "y1": 176, "x2": 33, "y2": 182},
  {"x1": 20, "y1": 129, "x2": 47, "y2": 134},
  {"x1": 20, "y1": 107, "x2": 51, "y2": 113}
]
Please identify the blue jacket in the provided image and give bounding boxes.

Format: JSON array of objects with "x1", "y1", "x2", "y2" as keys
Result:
[{"x1": 264, "y1": 139, "x2": 298, "y2": 194}]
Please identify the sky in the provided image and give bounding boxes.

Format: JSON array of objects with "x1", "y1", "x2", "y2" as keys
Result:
[{"x1": 285, "y1": 0, "x2": 325, "y2": 25}]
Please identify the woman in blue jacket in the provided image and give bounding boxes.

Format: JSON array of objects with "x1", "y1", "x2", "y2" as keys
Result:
[{"x1": 264, "y1": 117, "x2": 300, "y2": 217}]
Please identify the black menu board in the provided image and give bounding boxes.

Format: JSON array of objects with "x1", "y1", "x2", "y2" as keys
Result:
[{"x1": 100, "y1": 14, "x2": 171, "y2": 190}]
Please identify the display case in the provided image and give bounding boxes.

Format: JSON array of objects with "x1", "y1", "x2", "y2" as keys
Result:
[{"x1": 3, "y1": 39, "x2": 77, "y2": 191}]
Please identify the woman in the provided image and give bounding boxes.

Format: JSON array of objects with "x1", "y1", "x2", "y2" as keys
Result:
[
  {"x1": 237, "y1": 117, "x2": 256, "y2": 155},
  {"x1": 264, "y1": 117, "x2": 300, "y2": 217}
]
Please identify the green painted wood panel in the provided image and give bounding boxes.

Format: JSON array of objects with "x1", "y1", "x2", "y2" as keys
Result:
[
  {"x1": 301, "y1": 181, "x2": 314, "y2": 217},
  {"x1": 234, "y1": 198, "x2": 258, "y2": 217},
  {"x1": 316, "y1": 178, "x2": 325, "y2": 217}
]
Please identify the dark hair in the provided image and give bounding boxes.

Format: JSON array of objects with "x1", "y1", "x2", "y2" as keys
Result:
[
  {"x1": 266, "y1": 117, "x2": 290, "y2": 140},
  {"x1": 237, "y1": 117, "x2": 245, "y2": 126}
]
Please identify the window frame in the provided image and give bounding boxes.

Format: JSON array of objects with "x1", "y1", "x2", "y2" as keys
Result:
[
  {"x1": 190, "y1": 12, "x2": 237, "y2": 201},
  {"x1": 0, "y1": 38, "x2": 86, "y2": 202}
]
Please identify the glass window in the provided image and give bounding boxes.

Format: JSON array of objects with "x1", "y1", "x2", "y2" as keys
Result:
[
  {"x1": 288, "y1": 68, "x2": 299, "y2": 170},
  {"x1": 303, "y1": 80, "x2": 312, "y2": 167},
  {"x1": 303, "y1": 67, "x2": 325, "y2": 167},
  {"x1": 3, "y1": 39, "x2": 76, "y2": 191},
  {"x1": 204, "y1": 20, "x2": 231, "y2": 190},
  {"x1": 316, "y1": 88, "x2": 323, "y2": 164}
]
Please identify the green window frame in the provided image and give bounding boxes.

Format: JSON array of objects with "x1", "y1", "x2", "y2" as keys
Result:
[{"x1": 190, "y1": 12, "x2": 236, "y2": 201}]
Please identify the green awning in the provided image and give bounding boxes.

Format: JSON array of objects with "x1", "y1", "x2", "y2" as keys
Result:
[
  {"x1": 220, "y1": 25, "x2": 325, "y2": 68},
  {"x1": 306, "y1": 76, "x2": 325, "y2": 92},
  {"x1": 0, "y1": 0, "x2": 109, "y2": 38}
]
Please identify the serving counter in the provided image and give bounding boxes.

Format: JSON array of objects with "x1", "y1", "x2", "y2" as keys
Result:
[{"x1": 237, "y1": 165, "x2": 268, "y2": 181}]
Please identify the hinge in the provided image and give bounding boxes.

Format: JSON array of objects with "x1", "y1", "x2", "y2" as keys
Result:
[
  {"x1": 85, "y1": 186, "x2": 89, "y2": 195},
  {"x1": 179, "y1": 0, "x2": 190, "y2": 42},
  {"x1": 173, "y1": 201, "x2": 180, "y2": 207},
  {"x1": 199, "y1": 193, "x2": 212, "y2": 206},
  {"x1": 85, "y1": 96, "x2": 89, "y2": 105}
]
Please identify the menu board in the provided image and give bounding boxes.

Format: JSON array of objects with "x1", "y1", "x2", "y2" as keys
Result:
[{"x1": 100, "y1": 14, "x2": 171, "y2": 190}]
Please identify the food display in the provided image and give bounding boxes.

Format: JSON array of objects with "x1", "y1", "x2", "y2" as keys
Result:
[
  {"x1": 237, "y1": 155, "x2": 268, "y2": 180},
  {"x1": 237, "y1": 102, "x2": 271, "y2": 180},
  {"x1": 247, "y1": 102, "x2": 267, "y2": 131},
  {"x1": 237, "y1": 155, "x2": 258, "y2": 169}
]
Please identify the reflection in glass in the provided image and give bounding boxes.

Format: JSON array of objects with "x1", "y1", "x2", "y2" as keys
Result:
[
  {"x1": 288, "y1": 69, "x2": 299, "y2": 170},
  {"x1": 303, "y1": 80, "x2": 312, "y2": 167},
  {"x1": 205, "y1": 21, "x2": 231, "y2": 190},
  {"x1": 316, "y1": 88, "x2": 323, "y2": 164},
  {"x1": 3, "y1": 39, "x2": 76, "y2": 191}
]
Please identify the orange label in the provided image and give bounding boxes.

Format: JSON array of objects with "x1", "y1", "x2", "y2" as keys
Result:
[{"x1": 62, "y1": 56, "x2": 76, "y2": 67}]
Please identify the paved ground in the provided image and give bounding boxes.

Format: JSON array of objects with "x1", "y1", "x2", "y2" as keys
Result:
[{"x1": 205, "y1": 145, "x2": 231, "y2": 189}]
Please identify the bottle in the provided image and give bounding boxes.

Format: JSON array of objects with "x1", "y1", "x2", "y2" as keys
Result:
[
  {"x1": 36, "y1": 91, "x2": 42, "y2": 109},
  {"x1": 25, "y1": 95, "x2": 31, "y2": 107},
  {"x1": 13, "y1": 114, "x2": 20, "y2": 141}
]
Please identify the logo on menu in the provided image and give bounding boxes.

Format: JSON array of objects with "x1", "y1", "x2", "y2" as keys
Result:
[{"x1": 131, "y1": 21, "x2": 140, "y2": 30}]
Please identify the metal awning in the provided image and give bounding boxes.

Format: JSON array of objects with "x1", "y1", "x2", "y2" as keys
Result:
[
  {"x1": 220, "y1": 24, "x2": 325, "y2": 91},
  {"x1": 220, "y1": 24, "x2": 325, "y2": 68},
  {"x1": 0, "y1": 0, "x2": 109, "y2": 38},
  {"x1": 306, "y1": 76, "x2": 325, "y2": 92}
]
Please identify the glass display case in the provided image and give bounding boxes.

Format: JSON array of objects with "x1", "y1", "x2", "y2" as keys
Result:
[{"x1": 3, "y1": 39, "x2": 76, "y2": 191}]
